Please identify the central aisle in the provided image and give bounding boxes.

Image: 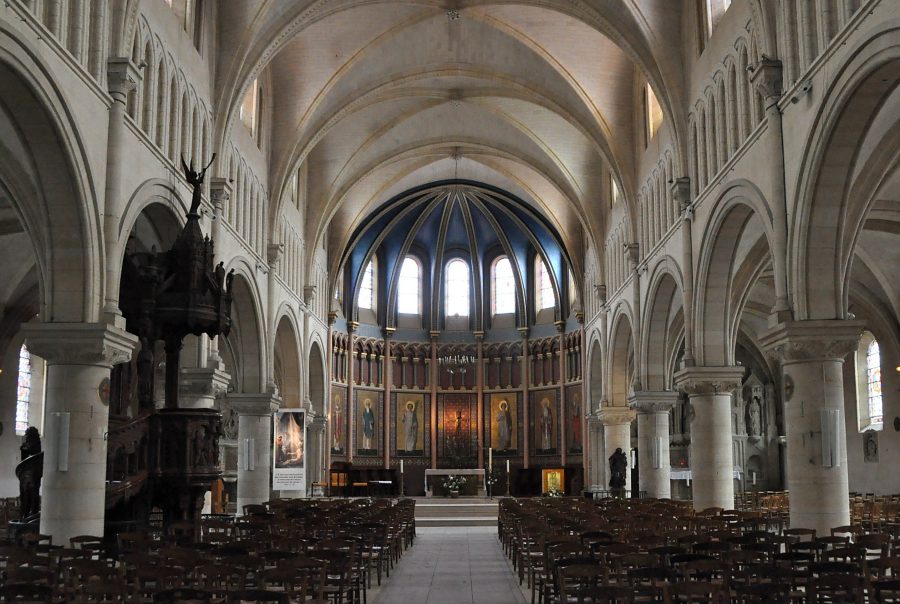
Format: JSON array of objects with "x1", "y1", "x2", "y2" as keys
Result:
[{"x1": 372, "y1": 527, "x2": 527, "y2": 604}]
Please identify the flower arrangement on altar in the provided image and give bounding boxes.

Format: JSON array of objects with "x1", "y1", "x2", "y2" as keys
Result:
[
  {"x1": 442, "y1": 474, "x2": 465, "y2": 493},
  {"x1": 547, "y1": 486, "x2": 563, "y2": 498}
]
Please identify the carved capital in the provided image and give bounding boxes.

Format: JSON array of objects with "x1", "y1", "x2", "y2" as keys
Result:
[
  {"x1": 672, "y1": 177, "x2": 692, "y2": 209},
  {"x1": 267, "y1": 243, "x2": 284, "y2": 268},
  {"x1": 209, "y1": 178, "x2": 232, "y2": 212},
  {"x1": 594, "y1": 284, "x2": 607, "y2": 304},
  {"x1": 107, "y1": 57, "x2": 142, "y2": 99},
  {"x1": 674, "y1": 366, "x2": 744, "y2": 396},
  {"x1": 624, "y1": 243, "x2": 640, "y2": 267},
  {"x1": 598, "y1": 406, "x2": 636, "y2": 426},
  {"x1": 227, "y1": 392, "x2": 281, "y2": 416},
  {"x1": 303, "y1": 285, "x2": 317, "y2": 305},
  {"x1": 180, "y1": 366, "x2": 231, "y2": 397},
  {"x1": 760, "y1": 320, "x2": 865, "y2": 363},
  {"x1": 750, "y1": 58, "x2": 783, "y2": 100},
  {"x1": 628, "y1": 391, "x2": 679, "y2": 414},
  {"x1": 22, "y1": 322, "x2": 138, "y2": 368}
]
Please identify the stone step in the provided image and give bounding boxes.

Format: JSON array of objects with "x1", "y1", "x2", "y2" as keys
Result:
[
  {"x1": 416, "y1": 506, "x2": 498, "y2": 518},
  {"x1": 416, "y1": 516, "x2": 498, "y2": 527}
]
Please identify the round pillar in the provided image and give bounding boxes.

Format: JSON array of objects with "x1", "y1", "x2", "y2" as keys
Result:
[
  {"x1": 629, "y1": 392, "x2": 677, "y2": 499},
  {"x1": 762, "y1": 320, "x2": 864, "y2": 536},
  {"x1": 229, "y1": 393, "x2": 280, "y2": 514},
  {"x1": 675, "y1": 367, "x2": 744, "y2": 511},
  {"x1": 22, "y1": 323, "x2": 137, "y2": 544}
]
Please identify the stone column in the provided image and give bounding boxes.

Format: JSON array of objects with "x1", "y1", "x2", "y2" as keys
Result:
[
  {"x1": 761, "y1": 320, "x2": 864, "y2": 535},
  {"x1": 103, "y1": 58, "x2": 141, "y2": 322},
  {"x1": 308, "y1": 415, "x2": 327, "y2": 489},
  {"x1": 750, "y1": 60, "x2": 791, "y2": 322},
  {"x1": 21, "y1": 323, "x2": 137, "y2": 544},
  {"x1": 587, "y1": 416, "x2": 604, "y2": 488},
  {"x1": 229, "y1": 392, "x2": 280, "y2": 513},
  {"x1": 628, "y1": 391, "x2": 677, "y2": 499},
  {"x1": 673, "y1": 179, "x2": 696, "y2": 366},
  {"x1": 598, "y1": 407, "x2": 635, "y2": 493},
  {"x1": 674, "y1": 366, "x2": 744, "y2": 511}
]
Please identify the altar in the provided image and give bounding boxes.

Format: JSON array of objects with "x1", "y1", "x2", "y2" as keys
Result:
[{"x1": 424, "y1": 469, "x2": 486, "y2": 497}]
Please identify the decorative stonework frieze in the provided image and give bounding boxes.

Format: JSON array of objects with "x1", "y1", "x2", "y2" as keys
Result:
[
  {"x1": 760, "y1": 320, "x2": 865, "y2": 363},
  {"x1": 21, "y1": 322, "x2": 138, "y2": 368},
  {"x1": 180, "y1": 366, "x2": 231, "y2": 397},
  {"x1": 674, "y1": 366, "x2": 744, "y2": 396}
]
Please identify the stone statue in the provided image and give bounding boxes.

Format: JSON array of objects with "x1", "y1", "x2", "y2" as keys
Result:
[
  {"x1": 17, "y1": 427, "x2": 42, "y2": 519},
  {"x1": 747, "y1": 398, "x2": 762, "y2": 436},
  {"x1": 608, "y1": 447, "x2": 627, "y2": 490},
  {"x1": 215, "y1": 261, "x2": 226, "y2": 291},
  {"x1": 180, "y1": 154, "x2": 217, "y2": 216}
]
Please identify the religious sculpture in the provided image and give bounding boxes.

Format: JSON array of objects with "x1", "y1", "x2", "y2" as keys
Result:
[
  {"x1": 17, "y1": 427, "x2": 42, "y2": 519},
  {"x1": 608, "y1": 447, "x2": 627, "y2": 490},
  {"x1": 180, "y1": 154, "x2": 216, "y2": 216},
  {"x1": 747, "y1": 397, "x2": 762, "y2": 437}
]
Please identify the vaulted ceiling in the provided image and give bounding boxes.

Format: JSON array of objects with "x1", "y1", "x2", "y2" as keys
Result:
[{"x1": 212, "y1": 1, "x2": 688, "y2": 274}]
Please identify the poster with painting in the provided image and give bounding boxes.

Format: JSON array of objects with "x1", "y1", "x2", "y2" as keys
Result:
[
  {"x1": 566, "y1": 386, "x2": 583, "y2": 454},
  {"x1": 541, "y1": 468, "x2": 565, "y2": 495},
  {"x1": 356, "y1": 390, "x2": 382, "y2": 457},
  {"x1": 396, "y1": 393, "x2": 425, "y2": 456},
  {"x1": 330, "y1": 386, "x2": 347, "y2": 456},
  {"x1": 273, "y1": 410, "x2": 305, "y2": 491},
  {"x1": 489, "y1": 393, "x2": 517, "y2": 454},
  {"x1": 532, "y1": 390, "x2": 558, "y2": 455}
]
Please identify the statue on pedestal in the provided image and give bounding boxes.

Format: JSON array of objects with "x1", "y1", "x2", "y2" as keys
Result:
[
  {"x1": 608, "y1": 447, "x2": 627, "y2": 493},
  {"x1": 17, "y1": 427, "x2": 42, "y2": 519}
]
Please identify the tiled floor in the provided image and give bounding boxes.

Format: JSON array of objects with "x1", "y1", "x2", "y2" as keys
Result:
[{"x1": 371, "y1": 527, "x2": 528, "y2": 604}]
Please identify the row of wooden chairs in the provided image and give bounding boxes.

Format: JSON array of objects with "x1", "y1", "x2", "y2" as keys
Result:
[
  {"x1": 0, "y1": 497, "x2": 416, "y2": 603},
  {"x1": 499, "y1": 496, "x2": 900, "y2": 603}
]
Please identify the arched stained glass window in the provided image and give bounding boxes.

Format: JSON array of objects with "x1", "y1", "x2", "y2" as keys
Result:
[
  {"x1": 16, "y1": 344, "x2": 31, "y2": 435},
  {"x1": 445, "y1": 259, "x2": 470, "y2": 317},
  {"x1": 536, "y1": 258, "x2": 555, "y2": 310},
  {"x1": 492, "y1": 257, "x2": 515, "y2": 315},
  {"x1": 358, "y1": 260, "x2": 375, "y2": 310},
  {"x1": 397, "y1": 256, "x2": 421, "y2": 314},
  {"x1": 867, "y1": 339, "x2": 883, "y2": 426}
]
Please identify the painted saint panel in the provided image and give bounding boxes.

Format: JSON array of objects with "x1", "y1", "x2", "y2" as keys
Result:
[
  {"x1": 565, "y1": 385, "x2": 584, "y2": 454},
  {"x1": 395, "y1": 393, "x2": 426, "y2": 456},
  {"x1": 330, "y1": 386, "x2": 347, "y2": 456},
  {"x1": 532, "y1": 389, "x2": 558, "y2": 455},
  {"x1": 355, "y1": 390, "x2": 382, "y2": 457},
  {"x1": 489, "y1": 392, "x2": 517, "y2": 454}
]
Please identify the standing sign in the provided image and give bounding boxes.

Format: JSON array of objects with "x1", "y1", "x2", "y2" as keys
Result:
[{"x1": 273, "y1": 410, "x2": 306, "y2": 492}]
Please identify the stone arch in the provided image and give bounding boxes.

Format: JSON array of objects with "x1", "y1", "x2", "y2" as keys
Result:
[
  {"x1": 0, "y1": 24, "x2": 101, "y2": 323},
  {"x1": 695, "y1": 183, "x2": 776, "y2": 366},
  {"x1": 220, "y1": 267, "x2": 265, "y2": 394},
  {"x1": 792, "y1": 26, "x2": 900, "y2": 321},
  {"x1": 641, "y1": 264, "x2": 684, "y2": 391},
  {"x1": 273, "y1": 313, "x2": 301, "y2": 408},
  {"x1": 609, "y1": 306, "x2": 635, "y2": 407}
]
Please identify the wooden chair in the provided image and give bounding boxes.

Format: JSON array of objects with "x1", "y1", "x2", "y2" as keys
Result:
[
  {"x1": 807, "y1": 574, "x2": 867, "y2": 603},
  {"x1": 152, "y1": 588, "x2": 214, "y2": 603},
  {"x1": 0, "y1": 584, "x2": 53, "y2": 603},
  {"x1": 874, "y1": 579, "x2": 900, "y2": 603},
  {"x1": 665, "y1": 581, "x2": 726, "y2": 603},
  {"x1": 556, "y1": 563, "x2": 605, "y2": 603},
  {"x1": 225, "y1": 589, "x2": 289, "y2": 604}
]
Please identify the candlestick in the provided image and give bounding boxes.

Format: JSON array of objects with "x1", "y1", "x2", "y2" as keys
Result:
[
  {"x1": 488, "y1": 447, "x2": 492, "y2": 472},
  {"x1": 400, "y1": 459, "x2": 404, "y2": 473},
  {"x1": 506, "y1": 459, "x2": 510, "y2": 473}
]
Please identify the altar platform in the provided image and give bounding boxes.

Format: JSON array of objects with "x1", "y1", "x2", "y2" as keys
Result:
[{"x1": 424, "y1": 468, "x2": 486, "y2": 497}]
